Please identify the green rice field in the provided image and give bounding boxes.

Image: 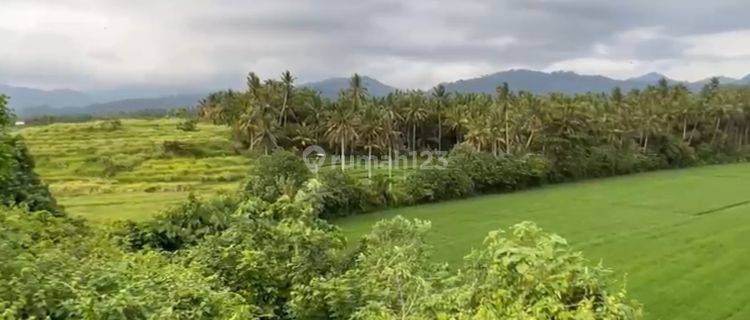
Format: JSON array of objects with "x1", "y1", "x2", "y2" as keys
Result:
[
  {"x1": 19, "y1": 119, "x2": 249, "y2": 222},
  {"x1": 337, "y1": 163, "x2": 750, "y2": 320}
]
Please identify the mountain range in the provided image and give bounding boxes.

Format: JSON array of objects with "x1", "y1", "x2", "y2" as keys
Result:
[{"x1": 3, "y1": 70, "x2": 749, "y2": 119}]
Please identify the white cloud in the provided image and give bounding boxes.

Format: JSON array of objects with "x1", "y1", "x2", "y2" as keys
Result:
[
  {"x1": 1, "y1": 0, "x2": 749, "y2": 91},
  {"x1": 682, "y1": 29, "x2": 750, "y2": 58}
]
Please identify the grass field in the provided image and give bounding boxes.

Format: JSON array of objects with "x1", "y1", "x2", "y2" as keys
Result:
[
  {"x1": 19, "y1": 119, "x2": 417, "y2": 222},
  {"x1": 337, "y1": 163, "x2": 750, "y2": 320},
  {"x1": 19, "y1": 119, "x2": 250, "y2": 222}
]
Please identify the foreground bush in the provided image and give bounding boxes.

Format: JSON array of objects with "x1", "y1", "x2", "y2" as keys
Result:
[
  {"x1": 0, "y1": 95, "x2": 58, "y2": 214},
  {"x1": 243, "y1": 149, "x2": 312, "y2": 202},
  {"x1": 291, "y1": 216, "x2": 641, "y2": 319},
  {"x1": 120, "y1": 194, "x2": 239, "y2": 251},
  {"x1": 0, "y1": 179, "x2": 641, "y2": 319},
  {"x1": 0, "y1": 206, "x2": 254, "y2": 319}
]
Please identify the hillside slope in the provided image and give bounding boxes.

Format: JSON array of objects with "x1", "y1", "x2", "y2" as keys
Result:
[{"x1": 20, "y1": 119, "x2": 251, "y2": 221}]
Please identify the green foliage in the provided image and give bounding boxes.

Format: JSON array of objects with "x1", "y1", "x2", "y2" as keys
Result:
[
  {"x1": 183, "y1": 180, "x2": 345, "y2": 318},
  {"x1": 96, "y1": 119, "x2": 123, "y2": 131},
  {"x1": 291, "y1": 216, "x2": 444, "y2": 319},
  {"x1": 402, "y1": 167, "x2": 474, "y2": 204},
  {"x1": 318, "y1": 169, "x2": 372, "y2": 218},
  {"x1": 243, "y1": 149, "x2": 311, "y2": 202},
  {"x1": 158, "y1": 140, "x2": 206, "y2": 158},
  {"x1": 0, "y1": 206, "x2": 255, "y2": 319},
  {"x1": 0, "y1": 95, "x2": 13, "y2": 128},
  {"x1": 121, "y1": 194, "x2": 239, "y2": 251},
  {"x1": 440, "y1": 221, "x2": 641, "y2": 319},
  {"x1": 177, "y1": 118, "x2": 199, "y2": 132},
  {"x1": 448, "y1": 144, "x2": 550, "y2": 192},
  {"x1": 292, "y1": 216, "x2": 641, "y2": 319},
  {"x1": 0, "y1": 135, "x2": 59, "y2": 214}
]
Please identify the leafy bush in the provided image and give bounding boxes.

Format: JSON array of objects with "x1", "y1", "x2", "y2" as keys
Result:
[
  {"x1": 318, "y1": 169, "x2": 371, "y2": 218},
  {"x1": 291, "y1": 216, "x2": 642, "y2": 319},
  {"x1": 0, "y1": 135, "x2": 59, "y2": 214},
  {"x1": 95, "y1": 119, "x2": 123, "y2": 131},
  {"x1": 243, "y1": 150, "x2": 312, "y2": 202},
  {"x1": 120, "y1": 194, "x2": 239, "y2": 251},
  {"x1": 0, "y1": 206, "x2": 254, "y2": 319},
  {"x1": 402, "y1": 167, "x2": 473, "y2": 204},
  {"x1": 448, "y1": 144, "x2": 550, "y2": 194},
  {"x1": 183, "y1": 181, "x2": 344, "y2": 318},
  {"x1": 176, "y1": 119, "x2": 198, "y2": 131},
  {"x1": 439, "y1": 221, "x2": 641, "y2": 318}
]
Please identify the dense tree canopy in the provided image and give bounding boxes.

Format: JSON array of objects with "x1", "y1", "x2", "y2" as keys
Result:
[
  {"x1": 199, "y1": 73, "x2": 750, "y2": 180},
  {"x1": 0, "y1": 95, "x2": 58, "y2": 213}
]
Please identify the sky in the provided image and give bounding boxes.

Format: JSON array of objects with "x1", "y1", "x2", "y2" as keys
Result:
[{"x1": 1, "y1": 0, "x2": 750, "y2": 91}]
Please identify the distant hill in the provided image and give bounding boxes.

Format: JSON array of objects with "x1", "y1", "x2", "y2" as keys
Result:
[
  {"x1": 440, "y1": 69, "x2": 749, "y2": 95},
  {"x1": 626, "y1": 72, "x2": 675, "y2": 84},
  {"x1": 17, "y1": 94, "x2": 204, "y2": 118},
  {"x1": 441, "y1": 69, "x2": 634, "y2": 95},
  {"x1": 6, "y1": 70, "x2": 750, "y2": 118},
  {"x1": 0, "y1": 84, "x2": 92, "y2": 110},
  {"x1": 302, "y1": 76, "x2": 398, "y2": 98}
]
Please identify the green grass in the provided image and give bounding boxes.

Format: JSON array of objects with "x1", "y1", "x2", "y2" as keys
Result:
[
  {"x1": 19, "y1": 118, "x2": 417, "y2": 222},
  {"x1": 20, "y1": 119, "x2": 251, "y2": 221},
  {"x1": 336, "y1": 163, "x2": 750, "y2": 320}
]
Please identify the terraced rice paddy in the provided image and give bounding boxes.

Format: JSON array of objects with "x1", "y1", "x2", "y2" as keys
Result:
[{"x1": 20, "y1": 119, "x2": 250, "y2": 221}]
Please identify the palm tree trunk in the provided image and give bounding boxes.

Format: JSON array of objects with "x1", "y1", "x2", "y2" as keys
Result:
[
  {"x1": 279, "y1": 92, "x2": 288, "y2": 126},
  {"x1": 367, "y1": 146, "x2": 372, "y2": 179},
  {"x1": 711, "y1": 117, "x2": 721, "y2": 145},
  {"x1": 340, "y1": 140, "x2": 346, "y2": 171},
  {"x1": 682, "y1": 118, "x2": 688, "y2": 140},
  {"x1": 412, "y1": 124, "x2": 417, "y2": 152},
  {"x1": 388, "y1": 142, "x2": 393, "y2": 191},
  {"x1": 525, "y1": 130, "x2": 535, "y2": 150},
  {"x1": 437, "y1": 113, "x2": 442, "y2": 151}
]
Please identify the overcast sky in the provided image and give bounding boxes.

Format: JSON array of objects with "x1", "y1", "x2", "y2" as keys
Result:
[{"x1": 2, "y1": 0, "x2": 750, "y2": 91}]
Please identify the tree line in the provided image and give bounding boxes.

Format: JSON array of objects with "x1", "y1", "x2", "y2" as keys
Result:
[{"x1": 198, "y1": 72, "x2": 750, "y2": 177}]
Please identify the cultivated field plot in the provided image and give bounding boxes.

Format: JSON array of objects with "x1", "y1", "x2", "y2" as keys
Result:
[
  {"x1": 20, "y1": 119, "x2": 250, "y2": 221},
  {"x1": 337, "y1": 163, "x2": 750, "y2": 320}
]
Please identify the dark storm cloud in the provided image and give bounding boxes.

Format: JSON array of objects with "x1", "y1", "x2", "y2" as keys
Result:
[{"x1": 1, "y1": 0, "x2": 749, "y2": 90}]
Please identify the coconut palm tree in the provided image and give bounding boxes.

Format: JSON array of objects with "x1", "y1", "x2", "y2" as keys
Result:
[
  {"x1": 279, "y1": 70, "x2": 295, "y2": 126},
  {"x1": 359, "y1": 104, "x2": 385, "y2": 178},
  {"x1": 431, "y1": 84, "x2": 449, "y2": 151},
  {"x1": 348, "y1": 74, "x2": 368, "y2": 111},
  {"x1": 401, "y1": 92, "x2": 428, "y2": 152},
  {"x1": 325, "y1": 103, "x2": 359, "y2": 171}
]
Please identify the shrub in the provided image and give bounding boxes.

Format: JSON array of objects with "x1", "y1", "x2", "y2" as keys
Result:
[
  {"x1": 291, "y1": 216, "x2": 642, "y2": 319},
  {"x1": 243, "y1": 150, "x2": 311, "y2": 202},
  {"x1": 402, "y1": 167, "x2": 473, "y2": 204},
  {"x1": 440, "y1": 221, "x2": 642, "y2": 319},
  {"x1": 96, "y1": 119, "x2": 123, "y2": 131},
  {"x1": 158, "y1": 140, "x2": 205, "y2": 158},
  {"x1": 177, "y1": 119, "x2": 198, "y2": 131},
  {"x1": 318, "y1": 169, "x2": 371, "y2": 218},
  {"x1": 183, "y1": 181, "x2": 344, "y2": 318},
  {"x1": 448, "y1": 144, "x2": 550, "y2": 193},
  {"x1": 120, "y1": 194, "x2": 239, "y2": 251},
  {"x1": 0, "y1": 135, "x2": 59, "y2": 214},
  {"x1": 0, "y1": 206, "x2": 254, "y2": 319}
]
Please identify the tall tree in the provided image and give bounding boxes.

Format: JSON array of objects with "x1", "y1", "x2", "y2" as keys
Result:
[{"x1": 325, "y1": 103, "x2": 359, "y2": 171}]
